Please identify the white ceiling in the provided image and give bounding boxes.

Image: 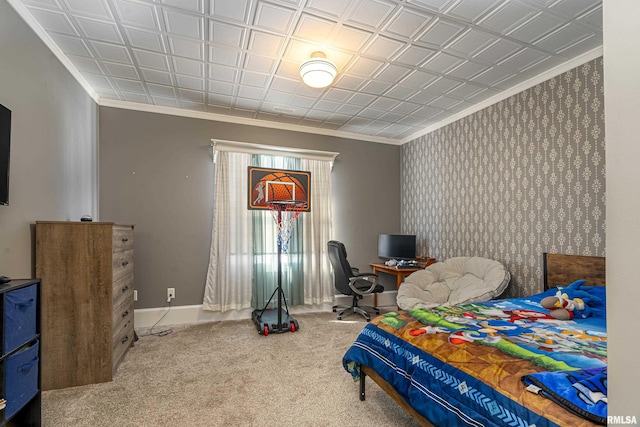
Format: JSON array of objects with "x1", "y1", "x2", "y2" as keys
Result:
[{"x1": 9, "y1": 0, "x2": 602, "y2": 144}]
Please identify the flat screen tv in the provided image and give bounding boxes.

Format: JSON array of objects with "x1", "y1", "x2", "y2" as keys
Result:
[
  {"x1": 0, "y1": 104, "x2": 10, "y2": 206},
  {"x1": 378, "y1": 234, "x2": 416, "y2": 260}
]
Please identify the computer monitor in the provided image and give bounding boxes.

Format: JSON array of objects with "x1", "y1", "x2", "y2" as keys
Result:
[{"x1": 378, "y1": 234, "x2": 416, "y2": 260}]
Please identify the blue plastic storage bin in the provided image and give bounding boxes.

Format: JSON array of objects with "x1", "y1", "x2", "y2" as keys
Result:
[
  {"x1": 4, "y1": 340, "x2": 39, "y2": 419},
  {"x1": 3, "y1": 284, "x2": 37, "y2": 354}
]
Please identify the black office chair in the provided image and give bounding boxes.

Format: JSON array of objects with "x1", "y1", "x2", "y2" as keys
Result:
[{"x1": 327, "y1": 240, "x2": 383, "y2": 321}]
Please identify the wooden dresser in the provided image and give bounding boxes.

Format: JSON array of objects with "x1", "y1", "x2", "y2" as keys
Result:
[{"x1": 35, "y1": 221, "x2": 135, "y2": 390}]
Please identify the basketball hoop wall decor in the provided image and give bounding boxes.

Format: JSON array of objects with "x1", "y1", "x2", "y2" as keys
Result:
[{"x1": 248, "y1": 167, "x2": 311, "y2": 211}]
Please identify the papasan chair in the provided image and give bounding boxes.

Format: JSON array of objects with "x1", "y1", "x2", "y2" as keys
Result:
[{"x1": 396, "y1": 256, "x2": 511, "y2": 310}]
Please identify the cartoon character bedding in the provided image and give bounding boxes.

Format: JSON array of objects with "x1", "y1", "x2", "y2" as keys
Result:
[{"x1": 343, "y1": 282, "x2": 607, "y2": 426}]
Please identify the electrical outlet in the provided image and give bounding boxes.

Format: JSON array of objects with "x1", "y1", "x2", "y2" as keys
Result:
[
  {"x1": 134, "y1": 290, "x2": 138, "y2": 301},
  {"x1": 167, "y1": 287, "x2": 175, "y2": 302}
]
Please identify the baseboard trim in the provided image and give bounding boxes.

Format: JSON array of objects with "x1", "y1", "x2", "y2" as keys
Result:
[{"x1": 134, "y1": 291, "x2": 398, "y2": 329}]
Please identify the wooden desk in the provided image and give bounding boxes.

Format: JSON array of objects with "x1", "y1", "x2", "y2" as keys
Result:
[{"x1": 370, "y1": 258, "x2": 436, "y2": 307}]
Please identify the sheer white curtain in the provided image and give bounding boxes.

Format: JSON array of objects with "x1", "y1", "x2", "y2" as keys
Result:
[
  {"x1": 203, "y1": 141, "x2": 337, "y2": 312},
  {"x1": 301, "y1": 158, "x2": 334, "y2": 305},
  {"x1": 203, "y1": 151, "x2": 253, "y2": 311}
]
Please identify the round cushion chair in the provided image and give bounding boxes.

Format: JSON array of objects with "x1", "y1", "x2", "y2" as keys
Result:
[{"x1": 396, "y1": 257, "x2": 510, "y2": 310}]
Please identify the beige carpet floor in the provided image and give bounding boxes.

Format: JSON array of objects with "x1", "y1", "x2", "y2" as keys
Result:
[{"x1": 42, "y1": 311, "x2": 420, "y2": 427}]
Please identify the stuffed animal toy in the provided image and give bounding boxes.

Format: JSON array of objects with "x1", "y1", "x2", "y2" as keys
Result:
[{"x1": 540, "y1": 280, "x2": 603, "y2": 320}]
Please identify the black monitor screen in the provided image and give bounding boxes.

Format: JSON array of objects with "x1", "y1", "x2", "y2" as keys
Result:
[
  {"x1": 378, "y1": 234, "x2": 416, "y2": 260},
  {"x1": 0, "y1": 104, "x2": 10, "y2": 206}
]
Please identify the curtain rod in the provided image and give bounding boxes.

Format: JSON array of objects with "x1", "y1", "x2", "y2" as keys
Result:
[{"x1": 210, "y1": 139, "x2": 339, "y2": 162}]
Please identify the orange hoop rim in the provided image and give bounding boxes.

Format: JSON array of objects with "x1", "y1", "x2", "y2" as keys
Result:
[{"x1": 266, "y1": 200, "x2": 308, "y2": 212}]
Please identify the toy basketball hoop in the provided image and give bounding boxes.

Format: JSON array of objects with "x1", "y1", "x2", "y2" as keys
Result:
[
  {"x1": 268, "y1": 200, "x2": 307, "y2": 252},
  {"x1": 249, "y1": 167, "x2": 310, "y2": 336}
]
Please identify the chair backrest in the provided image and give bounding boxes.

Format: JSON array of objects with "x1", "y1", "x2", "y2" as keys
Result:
[{"x1": 327, "y1": 240, "x2": 355, "y2": 296}]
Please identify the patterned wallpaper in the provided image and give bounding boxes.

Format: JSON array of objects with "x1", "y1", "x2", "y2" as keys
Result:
[{"x1": 401, "y1": 58, "x2": 605, "y2": 298}]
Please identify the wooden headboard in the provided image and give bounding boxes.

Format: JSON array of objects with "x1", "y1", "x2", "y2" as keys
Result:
[{"x1": 543, "y1": 253, "x2": 606, "y2": 290}]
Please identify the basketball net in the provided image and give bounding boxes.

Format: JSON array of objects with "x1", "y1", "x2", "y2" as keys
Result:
[{"x1": 267, "y1": 201, "x2": 307, "y2": 252}]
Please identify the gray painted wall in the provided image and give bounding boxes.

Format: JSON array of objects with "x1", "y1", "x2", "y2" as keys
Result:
[
  {"x1": 401, "y1": 58, "x2": 605, "y2": 298},
  {"x1": 98, "y1": 107, "x2": 401, "y2": 308},
  {"x1": 0, "y1": 0, "x2": 98, "y2": 278}
]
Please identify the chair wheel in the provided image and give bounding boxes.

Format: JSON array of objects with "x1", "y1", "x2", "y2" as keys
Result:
[
  {"x1": 332, "y1": 308, "x2": 337, "y2": 312},
  {"x1": 337, "y1": 315, "x2": 342, "y2": 320}
]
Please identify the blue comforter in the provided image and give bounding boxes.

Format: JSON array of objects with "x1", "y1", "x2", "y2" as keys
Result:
[{"x1": 343, "y1": 287, "x2": 607, "y2": 426}]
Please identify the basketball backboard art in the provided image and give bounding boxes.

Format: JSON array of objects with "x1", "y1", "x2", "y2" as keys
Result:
[{"x1": 248, "y1": 167, "x2": 311, "y2": 211}]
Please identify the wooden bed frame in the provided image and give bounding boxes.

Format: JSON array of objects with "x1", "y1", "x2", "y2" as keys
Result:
[
  {"x1": 360, "y1": 365, "x2": 434, "y2": 426},
  {"x1": 358, "y1": 253, "x2": 606, "y2": 427},
  {"x1": 543, "y1": 252, "x2": 606, "y2": 289}
]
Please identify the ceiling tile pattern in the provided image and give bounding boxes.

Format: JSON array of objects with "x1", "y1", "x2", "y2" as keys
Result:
[{"x1": 15, "y1": 0, "x2": 602, "y2": 142}]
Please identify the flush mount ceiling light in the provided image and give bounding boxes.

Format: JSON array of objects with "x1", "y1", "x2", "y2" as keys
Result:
[{"x1": 299, "y1": 51, "x2": 337, "y2": 89}]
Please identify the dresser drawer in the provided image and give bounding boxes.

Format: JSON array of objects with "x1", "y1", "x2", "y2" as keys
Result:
[
  {"x1": 113, "y1": 273, "x2": 134, "y2": 306},
  {"x1": 112, "y1": 322, "x2": 134, "y2": 370},
  {"x1": 3, "y1": 284, "x2": 38, "y2": 355},
  {"x1": 112, "y1": 226, "x2": 134, "y2": 253},
  {"x1": 112, "y1": 249, "x2": 134, "y2": 280},
  {"x1": 112, "y1": 292, "x2": 134, "y2": 337}
]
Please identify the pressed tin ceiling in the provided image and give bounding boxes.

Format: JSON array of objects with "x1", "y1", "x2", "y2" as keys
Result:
[{"x1": 8, "y1": 0, "x2": 602, "y2": 144}]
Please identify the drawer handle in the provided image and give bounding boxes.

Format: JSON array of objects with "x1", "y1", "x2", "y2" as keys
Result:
[
  {"x1": 15, "y1": 298, "x2": 35, "y2": 309},
  {"x1": 121, "y1": 261, "x2": 129, "y2": 267},
  {"x1": 122, "y1": 335, "x2": 129, "y2": 344},
  {"x1": 122, "y1": 310, "x2": 129, "y2": 318},
  {"x1": 122, "y1": 237, "x2": 129, "y2": 242},
  {"x1": 18, "y1": 358, "x2": 38, "y2": 373}
]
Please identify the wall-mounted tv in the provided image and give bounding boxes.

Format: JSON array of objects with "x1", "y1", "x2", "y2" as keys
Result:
[
  {"x1": 378, "y1": 234, "x2": 416, "y2": 260},
  {"x1": 0, "y1": 104, "x2": 10, "y2": 206}
]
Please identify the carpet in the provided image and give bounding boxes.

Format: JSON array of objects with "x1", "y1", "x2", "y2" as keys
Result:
[{"x1": 42, "y1": 311, "x2": 419, "y2": 426}]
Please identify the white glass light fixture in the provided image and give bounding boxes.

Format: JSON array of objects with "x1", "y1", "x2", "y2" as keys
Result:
[{"x1": 299, "y1": 51, "x2": 337, "y2": 89}]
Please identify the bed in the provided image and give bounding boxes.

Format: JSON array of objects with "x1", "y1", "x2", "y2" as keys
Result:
[{"x1": 343, "y1": 253, "x2": 607, "y2": 427}]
